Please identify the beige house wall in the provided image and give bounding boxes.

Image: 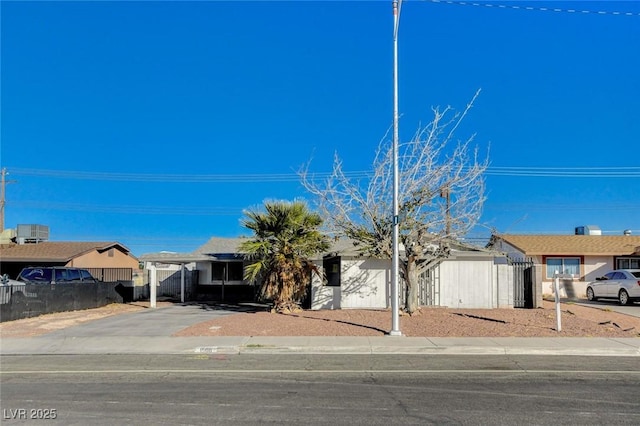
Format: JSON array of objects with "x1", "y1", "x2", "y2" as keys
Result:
[
  {"x1": 67, "y1": 248, "x2": 139, "y2": 269},
  {"x1": 542, "y1": 255, "x2": 613, "y2": 298}
]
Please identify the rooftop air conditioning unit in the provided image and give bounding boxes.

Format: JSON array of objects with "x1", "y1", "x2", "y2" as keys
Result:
[
  {"x1": 575, "y1": 225, "x2": 601, "y2": 236},
  {"x1": 16, "y1": 224, "x2": 50, "y2": 243}
]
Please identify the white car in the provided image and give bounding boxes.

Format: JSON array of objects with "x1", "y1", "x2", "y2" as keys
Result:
[{"x1": 586, "y1": 269, "x2": 640, "y2": 305}]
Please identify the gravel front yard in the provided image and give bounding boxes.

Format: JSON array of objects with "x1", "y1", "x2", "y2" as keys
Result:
[
  {"x1": 173, "y1": 300, "x2": 640, "y2": 338},
  {"x1": 1, "y1": 300, "x2": 639, "y2": 339}
]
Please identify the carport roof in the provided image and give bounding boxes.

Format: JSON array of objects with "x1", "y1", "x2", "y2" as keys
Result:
[{"x1": 138, "y1": 252, "x2": 211, "y2": 263}]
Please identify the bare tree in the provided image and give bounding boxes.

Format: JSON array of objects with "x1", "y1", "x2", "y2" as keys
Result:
[{"x1": 300, "y1": 91, "x2": 488, "y2": 314}]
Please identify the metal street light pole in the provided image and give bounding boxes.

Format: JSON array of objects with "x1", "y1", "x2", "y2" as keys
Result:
[{"x1": 389, "y1": 0, "x2": 402, "y2": 336}]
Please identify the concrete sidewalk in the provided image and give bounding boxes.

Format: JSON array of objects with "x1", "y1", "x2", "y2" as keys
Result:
[
  {"x1": 2, "y1": 335, "x2": 639, "y2": 356},
  {"x1": 1, "y1": 303, "x2": 639, "y2": 357}
]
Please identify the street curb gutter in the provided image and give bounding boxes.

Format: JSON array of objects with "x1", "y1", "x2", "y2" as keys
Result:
[{"x1": 188, "y1": 345, "x2": 640, "y2": 356}]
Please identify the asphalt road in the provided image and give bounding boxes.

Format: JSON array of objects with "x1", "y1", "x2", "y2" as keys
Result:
[{"x1": 2, "y1": 354, "x2": 639, "y2": 425}]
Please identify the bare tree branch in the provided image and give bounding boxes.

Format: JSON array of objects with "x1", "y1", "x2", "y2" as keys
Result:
[{"x1": 300, "y1": 94, "x2": 489, "y2": 312}]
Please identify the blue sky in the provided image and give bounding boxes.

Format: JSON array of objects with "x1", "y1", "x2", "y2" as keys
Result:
[{"x1": 2, "y1": 1, "x2": 639, "y2": 256}]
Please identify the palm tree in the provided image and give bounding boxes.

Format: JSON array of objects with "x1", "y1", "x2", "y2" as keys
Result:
[{"x1": 240, "y1": 200, "x2": 330, "y2": 312}]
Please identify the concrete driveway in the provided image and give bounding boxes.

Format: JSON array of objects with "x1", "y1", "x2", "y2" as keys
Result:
[
  {"x1": 41, "y1": 303, "x2": 252, "y2": 338},
  {"x1": 575, "y1": 299, "x2": 640, "y2": 318}
]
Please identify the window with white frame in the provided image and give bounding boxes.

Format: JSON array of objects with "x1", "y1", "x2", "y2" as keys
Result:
[{"x1": 545, "y1": 257, "x2": 580, "y2": 279}]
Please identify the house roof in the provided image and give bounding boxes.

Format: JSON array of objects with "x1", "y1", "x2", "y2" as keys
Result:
[
  {"x1": 494, "y1": 234, "x2": 640, "y2": 256},
  {"x1": 139, "y1": 235, "x2": 497, "y2": 264},
  {"x1": 194, "y1": 237, "x2": 249, "y2": 256},
  {"x1": 138, "y1": 237, "x2": 250, "y2": 264},
  {"x1": 0, "y1": 242, "x2": 134, "y2": 263},
  {"x1": 189, "y1": 237, "x2": 486, "y2": 261},
  {"x1": 194, "y1": 237, "x2": 358, "y2": 258}
]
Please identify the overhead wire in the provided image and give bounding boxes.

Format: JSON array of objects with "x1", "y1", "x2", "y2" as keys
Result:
[
  {"x1": 5, "y1": 166, "x2": 639, "y2": 216},
  {"x1": 7, "y1": 166, "x2": 640, "y2": 181},
  {"x1": 9, "y1": 201, "x2": 243, "y2": 216},
  {"x1": 424, "y1": 0, "x2": 640, "y2": 17}
]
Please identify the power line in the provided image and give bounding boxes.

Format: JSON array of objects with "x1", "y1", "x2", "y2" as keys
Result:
[
  {"x1": 7, "y1": 166, "x2": 640, "y2": 182},
  {"x1": 485, "y1": 167, "x2": 640, "y2": 178},
  {"x1": 8, "y1": 198, "x2": 640, "y2": 215},
  {"x1": 9, "y1": 201, "x2": 244, "y2": 216},
  {"x1": 483, "y1": 202, "x2": 640, "y2": 212},
  {"x1": 425, "y1": 0, "x2": 640, "y2": 17},
  {"x1": 7, "y1": 167, "x2": 370, "y2": 182}
]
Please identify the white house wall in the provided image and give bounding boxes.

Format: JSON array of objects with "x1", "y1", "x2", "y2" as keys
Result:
[
  {"x1": 311, "y1": 258, "x2": 390, "y2": 310},
  {"x1": 195, "y1": 262, "x2": 212, "y2": 285},
  {"x1": 494, "y1": 260, "x2": 514, "y2": 308},
  {"x1": 311, "y1": 283, "x2": 341, "y2": 310},
  {"x1": 438, "y1": 258, "x2": 501, "y2": 308},
  {"x1": 312, "y1": 255, "x2": 513, "y2": 310},
  {"x1": 311, "y1": 264, "x2": 341, "y2": 310},
  {"x1": 340, "y1": 258, "x2": 390, "y2": 309}
]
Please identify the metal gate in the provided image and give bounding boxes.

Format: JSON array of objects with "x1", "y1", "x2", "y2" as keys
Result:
[
  {"x1": 419, "y1": 264, "x2": 440, "y2": 306},
  {"x1": 144, "y1": 268, "x2": 199, "y2": 300},
  {"x1": 511, "y1": 258, "x2": 534, "y2": 308},
  {"x1": 401, "y1": 264, "x2": 441, "y2": 307}
]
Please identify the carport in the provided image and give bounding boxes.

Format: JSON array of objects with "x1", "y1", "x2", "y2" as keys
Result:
[{"x1": 139, "y1": 253, "x2": 209, "y2": 308}]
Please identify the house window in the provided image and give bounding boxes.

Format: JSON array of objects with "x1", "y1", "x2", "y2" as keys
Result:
[
  {"x1": 212, "y1": 262, "x2": 244, "y2": 282},
  {"x1": 616, "y1": 257, "x2": 640, "y2": 269},
  {"x1": 108, "y1": 249, "x2": 114, "y2": 257},
  {"x1": 323, "y1": 256, "x2": 340, "y2": 286},
  {"x1": 545, "y1": 257, "x2": 580, "y2": 279}
]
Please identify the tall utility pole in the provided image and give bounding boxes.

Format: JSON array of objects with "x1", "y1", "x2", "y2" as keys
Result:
[
  {"x1": 441, "y1": 186, "x2": 451, "y2": 236},
  {"x1": 0, "y1": 168, "x2": 17, "y2": 233},
  {"x1": 389, "y1": 0, "x2": 402, "y2": 336},
  {"x1": 1, "y1": 168, "x2": 7, "y2": 233}
]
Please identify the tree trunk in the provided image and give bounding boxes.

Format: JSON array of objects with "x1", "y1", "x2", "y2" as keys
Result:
[{"x1": 404, "y1": 258, "x2": 420, "y2": 314}]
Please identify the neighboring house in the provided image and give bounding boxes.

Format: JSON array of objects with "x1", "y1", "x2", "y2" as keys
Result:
[
  {"x1": 488, "y1": 230, "x2": 640, "y2": 299},
  {"x1": 141, "y1": 236, "x2": 520, "y2": 310},
  {"x1": 0, "y1": 241, "x2": 140, "y2": 282}
]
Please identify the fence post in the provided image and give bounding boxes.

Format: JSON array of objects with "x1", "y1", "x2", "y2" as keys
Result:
[
  {"x1": 180, "y1": 263, "x2": 185, "y2": 303},
  {"x1": 553, "y1": 270, "x2": 561, "y2": 332},
  {"x1": 149, "y1": 263, "x2": 157, "y2": 308}
]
